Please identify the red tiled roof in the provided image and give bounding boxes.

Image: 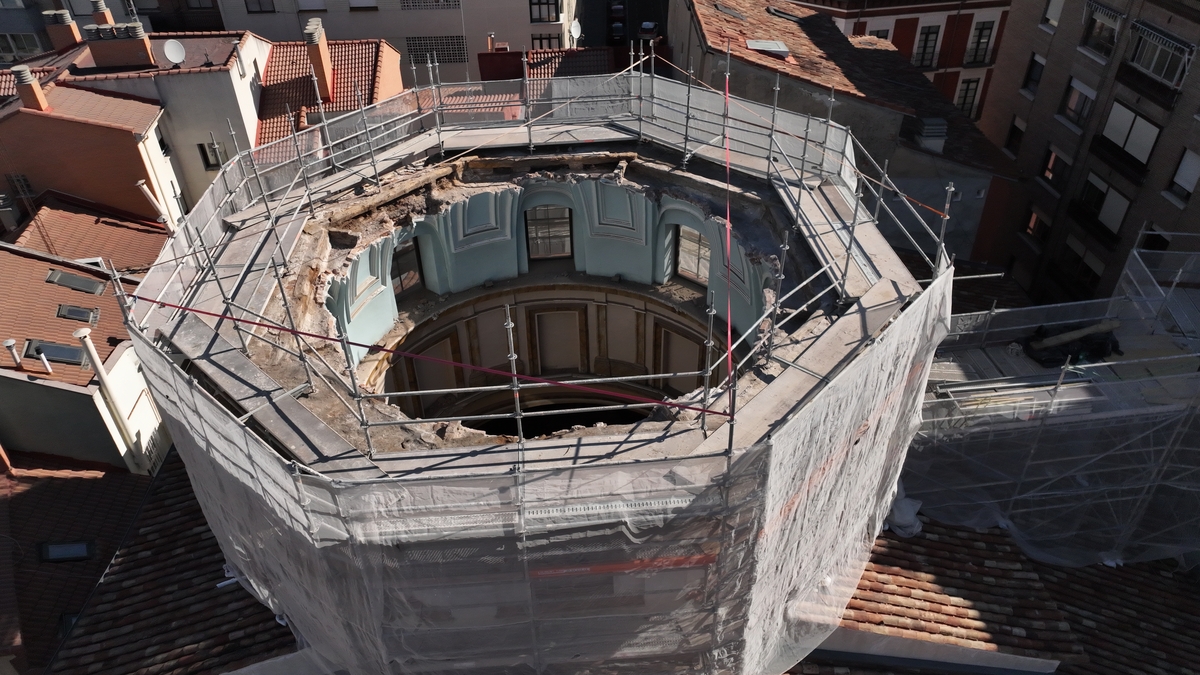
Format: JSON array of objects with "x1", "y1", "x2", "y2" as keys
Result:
[
  {"x1": 255, "y1": 41, "x2": 383, "y2": 147},
  {"x1": 2, "y1": 450, "x2": 151, "y2": 671},
  {"x1": 15, "y1": 194, "x2": 169, "y2": 273},
  {"x1": 46, "y1": 451, "x2": 296, "y2": 675},
  {"x1": 1035, "y1": 559, "x2": 1200, "y2": 675},
  {"x1": 526, "y1": 47, "x2": 615, "y2": 78},
  {"x1": 0, "y1": 67, "x2": 57, "y2": 96},
  {"x1": 688, "y1": 0, "x2": 1014, "y2": 174},
  {"x1": 0, "y1": 246, "x2": 140, "y2": 387},
  {"x1": 841, "y1": 518, "x2": 1086, "y2": 663},
  {"x1": 35, "y1": 84, "x2": 162, "y2": 134}
]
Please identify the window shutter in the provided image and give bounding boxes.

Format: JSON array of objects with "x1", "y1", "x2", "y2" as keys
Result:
[
  {"x1": 1098, "y1": 189, "x2": 1130, "y2": 232},
  {"x1": 1124, "y1": 116, "x2": 1160, "y2": 163},
  {"x1": 1102, "y1": 102, "x2": 1135, "y2": 146}
]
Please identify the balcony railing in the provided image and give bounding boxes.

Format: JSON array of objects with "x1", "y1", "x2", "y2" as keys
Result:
[
  {"x1": 1115, "y1": 61, "x2": 1181, "y2": 110},
  {"x1": 910, "y1": 44, "x2": 997, "y2": 71}
]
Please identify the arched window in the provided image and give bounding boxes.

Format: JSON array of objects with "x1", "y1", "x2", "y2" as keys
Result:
[
  {"x1": 526, "y1": 205, "x2": 573, "y2": 259},
  {"x1": 676, "y1": 225, "x2": 710, "y2": 284}
]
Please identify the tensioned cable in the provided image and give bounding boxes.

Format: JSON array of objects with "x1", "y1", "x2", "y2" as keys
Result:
[{"x1": 131, "y1": 294, "x2": 732, "y2": 419}]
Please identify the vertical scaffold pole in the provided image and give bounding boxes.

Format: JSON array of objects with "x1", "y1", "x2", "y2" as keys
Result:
[
  {"x1": 637, "y1": 39, "x2": 645, "y2": 142},
  {"x1": 271, "y1": 258, "x2": 314, "y2": 393},
  {"x1": 649, "y1": 38, "x2": 656, "y2": 116},
  {"x1": 681, "y1": 58, "x2": 693, "y2": 169},
  {"x1": 840, "y1": 182, "x2": 863, "y2": 302},
  {"x1": 504, "y1": 305, "x2": 526, "y2": 452},
  {"x1": 426, "y1": 55, "x2": 444, "y2": 154},
  {"x1": 522, "y1": 50, "x2": 534, "y2": 154},
  {"x1": 800, "y1": 115, "x2": 812, "y2": 180},
  {"x1": 287, "y1": 105, "x2": 317, "y2": 218},
  {"x1": 309, "y1": 64, "x2": 336, "y2": 169},
  {"x1": 938, "y1": 182, "x2": 955, "y2": 272},
  {"x1": 701, "y1": 291, "x2": 715, "y2": 437},
  {"x1": 873, "y1": 159, "x2": 889, "y2": 223},
  {"x1": 354, "y1": 84, "x2": 381, "y2": 187},
  {"x1": 339, "y1": 331, "x2": 376, "y2": 458},
  {"x1": 768, "y1": 229, "x2": 789, "y2": 360}
]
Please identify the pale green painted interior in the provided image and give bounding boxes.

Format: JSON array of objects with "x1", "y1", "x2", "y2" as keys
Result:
[{"x1": 327, "y1": 180, "x2": 770, "y2": 366}]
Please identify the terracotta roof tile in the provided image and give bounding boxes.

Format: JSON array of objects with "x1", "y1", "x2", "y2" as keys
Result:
[
  {"x1": 838, "y1": 518, "x2": 1087, "y2": 663},
  {"x1": 526, "y1": 47, "x2": 615, "y2": 78},
  {"x1": 0, "y1": 67, "x2": 57, "y2": 96},
  {"x1": 0, "y1": 246, "x2": 143, "y2": 387},
  {"x1": 255, "y1": 40, "x2": 383, "y2": 147},
  {"x1": 688, "y1": 0, "x2": 1013, "y2": 174},
  {"x1": 35, "y1": 84, "x2": 161, "y2": 133},
  {"x1": 46, "y1": 451, "x2": 296, "y2": 675},
  {"x1": 15, "y1": 194, "x2": 169, "y2": 272},
  {"x1": 3, "y1": 451, "x2": 151, "y2": 670}
]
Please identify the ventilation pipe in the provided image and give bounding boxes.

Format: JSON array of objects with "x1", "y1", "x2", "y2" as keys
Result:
[
  {"x1": 916, "y1": 117, "x2": 948, "y2": 154},
  {"x1": 305, "y1": 18, "x2": 334, "y2": 102},
  {"x1": 33, "y1": 346, "x2": 52, "y2": 374},
  {"x1": 74, "y1": 327, "x2": 140, "y2": 462},
  {"x1": 11, "y1": 66, "x2": 49, "y2": 112},
  {"x1": 136, "y1": 179, "x2": 174, "y2": 231},
  {"x1": 487, "y1": 32, "x2": 495, "y2": 51},
  {"x1": 2, "y1": 340, "x2": 19, "y2": 368},
  {"x1": 90, "y1": 0, "x2": 114, "y2": 26},
  {"x1": 42, "y1": 10, "x2": 83, "y2": 50}
]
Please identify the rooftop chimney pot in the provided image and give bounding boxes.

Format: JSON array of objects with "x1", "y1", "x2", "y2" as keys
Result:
[
  {"x1": 126, "y1": 21, "x2": 145, "y2": 38},
  {"x1": 12, "y1": 65, "x2": 50, "y2": 111},
  {"x1": 306, "y1": 19, "x2": 334, "y2": 102},
  {"x1": 82, "y1": 23, "x2": 100, "y2": 40},
  {"x1": 97, "y1": 23, "x2": 115, "y2": 39},
  {"x1": 90, "y1": 0, "x2": 115, "y2": 29}
]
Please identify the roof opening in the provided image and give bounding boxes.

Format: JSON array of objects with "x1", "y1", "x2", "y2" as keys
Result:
[
  {"x1": 747, "y1": 39, "x2": 790, "y2": 59},
  {"x1": 46, "y1": 269, "x2": 106, "y2": 295},
  {"x1": 40, "y1": 541, "x2": 94, "y2": 562},
  {"x1": 57, "y1": 304, "x2": 100, "y2": 324},
  {"x1": 715, "y1": 2, "x2": 745, "y2": 20},
  {"x1": 24, "y1": 339, "x2": 87, "y2": 366}
]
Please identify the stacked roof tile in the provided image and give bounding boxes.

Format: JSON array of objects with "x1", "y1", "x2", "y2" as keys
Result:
[
  {"x1": 16, "y1": 194, "x2": 168, "y2": 272},
  {"x1": 46, "y1": 452, "x2": 296, "y2": 675}
]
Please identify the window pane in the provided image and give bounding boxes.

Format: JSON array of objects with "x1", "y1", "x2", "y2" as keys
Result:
[
  {"x1": 526, "y1": 206, "x2": 572, "y2": 259},
  {"x1": 1173, "y1": 149, "x2": 1200, "y2": 195},
  {"x1": 1102, "y1": 102, "x2": 1135, "y2": 146},
  {"x1": 1124, "y1": 116, "x2": 1160, "y2": 163},
  {"x1": 1098, "y1": 189, "x2": 1129, "y2": 231},
  {"x1": 677, "y1": 226, "x2": 710, "y2": 284},
  {"x1": 1043, "y1": 0, "x2": 1064, "y2": 25},
  {"x1": 391, "y1": 240, "x2": 423, "y2": 297}
]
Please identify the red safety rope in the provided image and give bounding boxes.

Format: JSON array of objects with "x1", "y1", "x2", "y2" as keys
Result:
[{"x1": 133, "y1": 295, "x2": 732, "y2": 419}]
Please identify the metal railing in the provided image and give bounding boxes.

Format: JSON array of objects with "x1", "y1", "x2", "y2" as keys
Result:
[{"x1": 125, "y1": 64, "x2": 951, "y2": 468}]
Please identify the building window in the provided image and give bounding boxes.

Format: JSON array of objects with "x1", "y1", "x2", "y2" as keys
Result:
[
  {"x1": 1060, "y1": 78, "x2": 1096, "y2": 127},
  {"x1": 0, "y1": 34, "x2": 40, "y2": 62},
  {"x1": 1079, "y1": 173, "x2": 1130, "y2": 233},
  {"x1": 46, "y1": 269, "x2": 106, "y2": 294},
  {"x1": 39, "y1": 541, "x2": 93, "y2": 562},
  {"x1": 154, "y1": 126, "x2": 171, "y2": 157},
  {"x1": 297, "y1": 0, "x2": 325, "y2": 8},
  {"x1": 531, "y1": 33, "x2": 560, "y2": 50},
  {"x1": 391, "y1": 239, "x2": 423, "y2": 298},
  {"x1": 1082, "y1": 3, "x2": 1121, "y2": 58},
  {"x1": 1024, "y1": 211, "x2": 1051, "y2": 242},
  {"x1": 1100, "y1": 101, "x2": 1160, "y2": 165},
  {"x1": 244, "y1": 0, "x2": 274, "y2": 11},
  {"x1": 0, "y1": 0, "x2": 25, "y2": 8},
  {"x1": 1004, "y1": 117, "x2": 1025, "y2": 156},
  {"x1": 1059, "y1": 234, "x2": 1107, "y2": 292},
  {"x1": 912, "y1": 25, "x2": 939, "y2": 68},
  {"x1": 529, "y1": 0, "x2": 558, "y2": 23},
  {"x1": 400, "y1": 0, "x2": 459, "y2": 7},
  {"x1": 404, "y1": 35, "x2": 468, "y2": 64},
  {"x1": 1022, "y1": 54, "x2": 1046, "y2": 94},
  {"x1": 198, "y1": 142, "x2": 226, "y2": 170},
  {"x1": 1128, "y1": 24, "x2": 1193, "y2": 89},
  {"x1": 1041, "y1": 147, "x2": 1072, "y2": 194},
  {"x1": 1042, "y1": 0, "x2": 1065, "y2": 27},
  {"x1": 526, "y1": 206, "x2": 572, "y2": 259},
  {"x1": 965, "y1": 21, "x2": 994, "y2": 65},
  {"x1": 23, "y1": 340, "x2": 86, "y2": 365},
  {"x1": 185, "y1": 0, "x2": 213, "y2": 7},
  {"x1": 348, "y1": 0, "x2": 376, "y2": 9},
  {"x1": 677, "y1": 226, "x2": 711, "y2": 285},
  {"x1": 1168, "y1": 149, "x2": 1200, "y2": 202},
  {"x1": 956, "y1": 79, "x2": 981, "y2": 116},
  {"x1": 868, "y1": 29, "x2": 889, "y2": 40}
]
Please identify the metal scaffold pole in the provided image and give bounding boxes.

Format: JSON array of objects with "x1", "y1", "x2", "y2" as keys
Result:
[
  {"x1": 426, "y1": 55, "x2": 444, "y2": 154},
  {"x1": 681, "y1": 57, "x2": 693, "y2": 170},
  {"x1": 938, "y1": 182, "x2": 955, "y2": 271},
  {"x1": 522, "y1": 50, "x2": 533, "y2": 154},
  {"x1": 308, "y1": 64, "x2": 336, "y2": 169},
  {"x1": 840, "y1": 180, "x2": 863, "y2": 302},
  {"x1": 355, "y1": 84, "x2": 382, "y2": 187},
  {"x1": 701, "y1": 290, "x2": 715, "y2": 436},
  {"x1": 768, "y1": 229, "x2": 789, "y2": 360},
  {"x1": 339, "y1": 331, "x2": 376, "y2": 458},
  {"x1": 287, "y1": 105, "x2": 317, "y2": 218},
  {"x1": 637, "y1": 39, "x2": 645, "y2": 142},
  {"x1": 504, "y1": 305, "x2": 526, "y2": 451}
]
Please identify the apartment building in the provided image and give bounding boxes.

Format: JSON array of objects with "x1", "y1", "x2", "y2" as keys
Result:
[
  {"x1": 790, "y1": 0, "x2": 1010, "y2": 118},
  {"x1": 214, "y1": 0, "x2": 578, "y2": 85},
  {"x1": 976, "y1": 0, "x2": 1200, "y2": 301},
  {"x1": 0, "y1": 0, "x2": 139, "y2": 62}
]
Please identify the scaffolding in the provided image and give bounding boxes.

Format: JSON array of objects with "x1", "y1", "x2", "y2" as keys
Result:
[
  {"x1": 905, "y1": 246, "x2": 1200, "y2": 567},
  {"x1": 121, "y1": 59, "x2": 954, "y2": 675}
]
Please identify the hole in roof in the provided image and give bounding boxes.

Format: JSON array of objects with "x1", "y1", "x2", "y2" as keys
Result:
[{"x1": 715, "y1": 2, "x2": 745, "y2": 20}]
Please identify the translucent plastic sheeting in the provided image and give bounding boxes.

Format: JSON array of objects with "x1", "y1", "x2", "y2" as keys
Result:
[
  {"x1": 129, "y1": 271, "x2": 950, "y2": 675},
  {"x1": 740, "y1": 271, "x2": 951, "y2": 675}
]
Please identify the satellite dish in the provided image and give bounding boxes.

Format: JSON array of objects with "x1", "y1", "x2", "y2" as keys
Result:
[
  {"x1": 569, "y1": 19, "x2": 582, "y2": 41},
  {"x1": 163, "y1": 39, "x2": 186, "y2": 66}
]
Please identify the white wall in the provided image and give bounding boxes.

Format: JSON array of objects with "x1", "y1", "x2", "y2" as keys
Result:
[
  {"x1": 99, "y1": 343, "x2": 170, "y2": 473},
  {"x1": 138, "y1": 119, "x2": 187, "y2": 224}
]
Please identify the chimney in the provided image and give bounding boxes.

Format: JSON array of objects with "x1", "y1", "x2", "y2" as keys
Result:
[
  {"x1": 916, "y1": 117, "x2": 948, "y2": 154},
  {"x1": 90, "y1": 0, "x2": 114, "y2": 26},
  {"x1": 12, "y1": 66, "x2": 49, "y2": 112},
  {"x1": 42, "y1": 10, "x2": 83, "y2": 50},
  {"x1": 305, "y1": 18, "x2": 333, "y2": 102},
  {"x1": 487, "y1": 32, "x2": 495, "y2": 51},
  {"x1": 86, "y1": 20, "x2": 154, "y2": 68}
]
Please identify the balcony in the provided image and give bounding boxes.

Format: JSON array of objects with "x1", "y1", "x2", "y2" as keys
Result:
[
  {"x1": 1089, "y1": 134, "x2": 1149, "y2": 185},
  {"x1": 1115, "y1": 62, "x2": 1181, "y2": 110},
  {"x1": 1067, "y1": 199, "x2": 1121, "y2": 249}
]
